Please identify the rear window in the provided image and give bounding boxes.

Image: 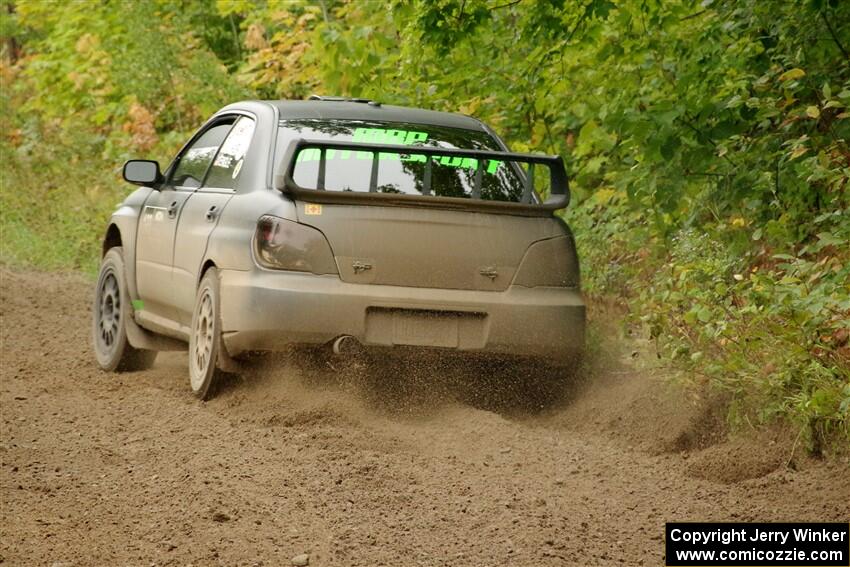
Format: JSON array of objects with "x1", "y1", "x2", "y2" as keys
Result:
[{"x1": 275, "y1": 119, "x2": 527, "y2": 202}]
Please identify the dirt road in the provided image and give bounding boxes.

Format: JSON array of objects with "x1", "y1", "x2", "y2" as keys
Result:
[{"x1": 1, "y1": 268, "x2": 847, "y2": 566}]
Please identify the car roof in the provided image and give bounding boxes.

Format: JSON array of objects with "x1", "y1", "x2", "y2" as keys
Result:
[{"x1": 256, "y1": 99, "x2": 488, "y2": 132}]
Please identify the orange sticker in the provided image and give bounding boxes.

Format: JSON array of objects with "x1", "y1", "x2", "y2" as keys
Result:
[{"x1": 304, "y1": 203, "x2": 322, "y2": 215}]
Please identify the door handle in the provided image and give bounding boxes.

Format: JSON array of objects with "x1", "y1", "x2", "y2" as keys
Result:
[
  {"x1": 479, "y1": 266, "x2": 499, "y2": 281},
  {"x1": 167, "y1": 201, "x2": 178, "y2": 219},
  {"x1": 205, "y1": 205, "x2": 219, "y2": 223},
  {"x1": 352, "y1": 260, "x2": 373, "y2": 274}
]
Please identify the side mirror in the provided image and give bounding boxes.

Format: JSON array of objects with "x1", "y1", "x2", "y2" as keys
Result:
[{"x1": 123, "y1": 160, "x2": 163, "y2": 187}]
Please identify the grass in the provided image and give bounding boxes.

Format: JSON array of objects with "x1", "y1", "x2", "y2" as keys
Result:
[{"x1": 0, "y1": 142, "x2": 126, "y2": 276}]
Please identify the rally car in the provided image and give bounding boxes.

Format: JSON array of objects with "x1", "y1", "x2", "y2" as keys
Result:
[{"x1": 93, "y1": 96, "x2": 585, "y2": 400}]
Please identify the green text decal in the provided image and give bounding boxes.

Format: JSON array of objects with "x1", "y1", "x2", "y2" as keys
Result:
[{"x1": 296, "y1": 128, "x2": 503, "y2": 174}]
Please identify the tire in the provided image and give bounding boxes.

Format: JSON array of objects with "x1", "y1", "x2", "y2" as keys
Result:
[
  {"x1": 92, "y1": 247, "x2": 157, "y2": 372},
  {"x1": 188, "y1": 267, "x2": 229, "y2": 400}
]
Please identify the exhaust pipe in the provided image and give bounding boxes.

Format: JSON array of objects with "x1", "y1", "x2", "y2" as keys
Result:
[{"x1": 332, "y1": 335, "x2": 360, "y2": 356}]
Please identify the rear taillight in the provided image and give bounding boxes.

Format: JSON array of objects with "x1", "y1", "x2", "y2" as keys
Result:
[
  {"x1": 254, "y1": 215, "x2": 338, "y2": 274},
  {"x1": 512, "y1": 236, "x2": 580, "y2": 288}
]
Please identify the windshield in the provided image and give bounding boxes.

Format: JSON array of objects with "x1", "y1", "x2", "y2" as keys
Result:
[{"x1": 275, "y1": 119, "x2": 527, "y2": 202}]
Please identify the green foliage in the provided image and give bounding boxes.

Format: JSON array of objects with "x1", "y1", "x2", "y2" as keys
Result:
[
  {"x1": 1, "y1": 0, "x2": 848, "y2": 447},
  {"x1": 636, "y1": 228, "x2": 849, "y2": 447},
  {"x1": 0, "y1": 134, "x2": 120, "y2": 274},
  {"x1": 11, "y1": 0, "x2": 247, "y2": 153}
]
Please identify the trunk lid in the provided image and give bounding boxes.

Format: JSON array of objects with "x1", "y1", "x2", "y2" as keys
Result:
[{"x1": 295, "y1": 201, "x2": 562, "y2": 291}]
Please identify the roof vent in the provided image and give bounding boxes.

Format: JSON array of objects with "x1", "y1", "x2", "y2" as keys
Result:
[{"x1": 308, "y1": 94, "x2": 381, "y2": 107}]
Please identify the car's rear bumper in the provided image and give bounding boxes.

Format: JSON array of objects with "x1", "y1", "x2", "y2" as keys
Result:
[{"x1": 219, "y1": 268, "x2": 585, "y2": 364}]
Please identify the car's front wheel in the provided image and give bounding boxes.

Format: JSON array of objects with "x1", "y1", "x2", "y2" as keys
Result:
[
  {"x1": 92, "y1": 247, "x2": 157, "y2": 372},
  {"x1": 188, "y1": 267, "x2": 230, "y2": 400}
]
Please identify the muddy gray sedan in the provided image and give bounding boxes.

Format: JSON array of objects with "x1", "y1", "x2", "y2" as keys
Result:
[{"x1": 92, "y1": 97, "x2": 585, "y2": 400}]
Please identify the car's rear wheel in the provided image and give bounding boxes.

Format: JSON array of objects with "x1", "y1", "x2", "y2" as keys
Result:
[
  {"x1": 189, "y1": 267, "x2": 229, "y2": 400},
  {"x1": 92, "y1": 247, "x2": 157, "y2": 372}
]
